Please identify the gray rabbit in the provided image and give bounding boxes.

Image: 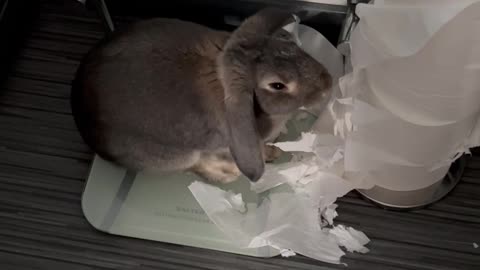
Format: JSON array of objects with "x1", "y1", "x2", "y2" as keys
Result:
[{"x1": 71, "y1": 8, "x2": 332, "y2": 183}]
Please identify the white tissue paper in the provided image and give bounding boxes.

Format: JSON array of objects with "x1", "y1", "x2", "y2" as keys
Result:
[{"x1": 189, "y1": 1, "x2": 480, "y2": 265}]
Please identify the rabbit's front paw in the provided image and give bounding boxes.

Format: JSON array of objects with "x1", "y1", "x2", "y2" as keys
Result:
[
  {"x1": 263, "y1": 144, "x2": 283, "y2": 163},
  {"x1": 191, "y1": 153, "x2": 241, "y2": 183}
]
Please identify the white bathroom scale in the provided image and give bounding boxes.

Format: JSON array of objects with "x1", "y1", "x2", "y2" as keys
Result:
[{"x1": 81, "y1": 111, "x2": 317, "y2": 257}]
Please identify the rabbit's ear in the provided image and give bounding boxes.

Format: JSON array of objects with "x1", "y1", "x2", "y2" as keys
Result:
[
  {"x1": 229, "y1": 8, "x2": 298, "y2": 46},
  {"x1": 219, "y1": 8, "x2": 297, "y2": 182},
  {"x1": 221, "y1": 63, "x2": 264, "y2": 182}
]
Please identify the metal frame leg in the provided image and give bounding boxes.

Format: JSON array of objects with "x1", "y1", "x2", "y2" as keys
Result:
[{"x1": 85, "y1": 0, "x2": 115, "y2": 33}]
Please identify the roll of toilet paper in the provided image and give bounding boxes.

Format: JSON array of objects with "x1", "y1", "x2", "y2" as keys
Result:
[
  {"x1": 351, "y1": 2, "x2": 480, "y2": 126},
  {"x1": 364, "y1": 164, "x2": 451, "y2": 192},
  {"x1": 338, "y1": 1, "x2": 480, "y2": 191}
]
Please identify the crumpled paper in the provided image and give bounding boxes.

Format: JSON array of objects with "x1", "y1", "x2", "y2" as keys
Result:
[
  {"x1": 189, "y1": 125, "x2": 371, "y2": 264},
  {"x1": 189, "y1": 163, "x2": 368, "y2": 264},
  {"x1": 189, "y1": 1, "x2": 480, "y2": 264}
]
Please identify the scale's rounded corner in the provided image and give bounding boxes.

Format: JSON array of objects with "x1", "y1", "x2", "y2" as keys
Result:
[
  {"x1": 80, "y1": 189, "x2": 103, "y2": 232},
  {"x1": 79, "y1": 155, "x2": 120, "y2": 233},
  {"x1": 80, "y1": 177, "x2": 109, "y2": 233}
]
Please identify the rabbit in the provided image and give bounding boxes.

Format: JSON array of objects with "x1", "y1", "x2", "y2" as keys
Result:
[{"x1": 71, "y1": 8, "x2": 332, "y2": 184}]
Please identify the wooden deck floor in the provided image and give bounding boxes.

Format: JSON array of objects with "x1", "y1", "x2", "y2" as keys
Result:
[{"x1": 0, "y1": 1, "x2": 479, "y2": 269}]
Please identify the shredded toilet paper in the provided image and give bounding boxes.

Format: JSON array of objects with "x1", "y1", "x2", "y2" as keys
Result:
[
  {"x1": 272, "y1": 132, "x2": 317, "y2": 153},
  {"x1": 189, "y1": 129, "x2": 371, "y2": 264},
  {"x1": 189, "y1": 177, "x2": 362, "y2": 264},
  {"x1": 279, "y1": 248, "x2": 296, "y2": 257},
  {"x1": 225, "y1": 192, "x2": 246, "y2": 213},
  {"x1": 322, "y1": 204, "x2": 339, "y2": 226}
]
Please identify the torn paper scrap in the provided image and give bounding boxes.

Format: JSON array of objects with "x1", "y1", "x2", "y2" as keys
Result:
[
  {"x1": 273, "y1": 132, "x2": 317, "y2": 153},
  {"x1": 314, "y1": 142, "x2": 344, "y2": 170},
  {"x1": 329, "y1": 225, "x2": 370, "y2": 254},
  {"x1": 225, "y1": 191, "x2": 246, "y2": 213},
  {"x1": 277, "y1": 158, "x2": 317, "y2": 184},
  {"x1": 322, "y1": 204, "x2": 338, "y2": 226},
  {"x1": 259, "y1": 223, "x2": 346, "y2": 264},
  {"x1": 251, "y1": 239, "x2": 297, "y2": 258},
  {"x1": 295, "y1": 171, "x2": 358, "y2": 210},
  {"x1": 188, "y1": 181, "x2": 258, "y2": 247},
  {"x1": 249, "y1": 165, "x2": 291, "y2": 194},
  {"x1": 279, "y1": 248, "x2": 296, "y2": 258},
  {"x1": 275, "y1": 131, "x2": 345, "y2": 173},
  {"x1": 249, "y1": 153, "x2": 316, "y2": 194}
]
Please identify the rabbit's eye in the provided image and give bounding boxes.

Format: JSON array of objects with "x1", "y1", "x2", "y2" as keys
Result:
[{"x1": 269, "y1": 82, "x2": 286, "y2": 91}]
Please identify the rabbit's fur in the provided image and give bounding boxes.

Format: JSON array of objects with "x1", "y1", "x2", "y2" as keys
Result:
[{"x1": 71, "y1": 8, "x2": 332, "y2": 183}]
